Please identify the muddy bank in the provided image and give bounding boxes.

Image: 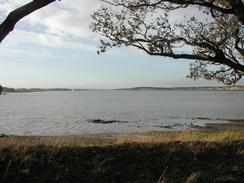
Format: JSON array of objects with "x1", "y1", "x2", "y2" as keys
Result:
[
  {"x1": 1, "y1": 119, "x2": 244, "y2": 140},
  {"x1": 190, "y1": 119, "x2": 244, "y2": 131},
  {"x1": 87, "y1": 118, "x2": 244, "y2": 132}
]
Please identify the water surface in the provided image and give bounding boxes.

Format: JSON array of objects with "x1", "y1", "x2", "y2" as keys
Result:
[{"x1": 0, "y1": 90, "x2": 243, "y2": 135}]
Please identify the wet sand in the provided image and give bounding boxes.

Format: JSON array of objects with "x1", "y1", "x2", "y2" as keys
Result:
[
  {"x1": 1, "y1": 119, "x2": 244, "y2": 140},
  {"x1": 190, "y1": 119, "x2": 244, "y2": 131}
]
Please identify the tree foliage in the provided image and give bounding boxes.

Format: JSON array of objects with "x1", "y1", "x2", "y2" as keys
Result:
[{"x1": 91, "y1": 0, "x2": 244, "y2": 85}]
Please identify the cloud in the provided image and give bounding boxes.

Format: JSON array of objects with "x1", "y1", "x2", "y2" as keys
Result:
[
  {"x1": 0, "y1": 0, "x2": 30, "y2": 14},
  {"x1": 0, "y1": 0, "x2": 200, "y2": 55},
  {"x1": 2, "y1": 29, "x2": 98, "y2": 54},
  {"x1": 25, "y1": 0, "x2": 102, "y2": 38},
  {"x1": 0, "y1": 0, "x2": 102, "y2": 50}
]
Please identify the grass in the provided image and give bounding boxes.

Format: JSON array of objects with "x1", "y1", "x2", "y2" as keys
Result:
[
  {"x1": 1, "y1": 130, "x2": 244, "y2": 148},
  {"x1": 0, "y1": 131, "x2": 244, "y2": 183},
  {"x1": 116, "y1": 130, "x2": 244, "y2": 144}
]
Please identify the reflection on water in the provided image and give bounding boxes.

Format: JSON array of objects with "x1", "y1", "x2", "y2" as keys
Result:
[{"x1": 0, "y1": 90, "x2": 243, "y2": 135}]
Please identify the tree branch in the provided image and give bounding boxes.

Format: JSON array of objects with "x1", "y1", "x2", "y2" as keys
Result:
[
  {"x1": 103, "y1": 0, "x2": 244, "y2": 24},
  {"x1": 92, "y1": 0, "x2": 244, "y2": 85},
  {"x1": 0, "y1": 0, "x2": 56, "y2": 43}
]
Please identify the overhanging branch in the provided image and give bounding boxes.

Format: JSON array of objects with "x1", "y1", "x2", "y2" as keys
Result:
[
  {"x1": 0, "y1": 0, "x2": 57, "y2": 43},
  {"x1": 103, "y1": 0, "x2": 244, "y2": 24}
]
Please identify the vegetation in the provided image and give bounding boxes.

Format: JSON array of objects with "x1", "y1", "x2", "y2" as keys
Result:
[
  {"x1": 2, "y1": 87, "x2": 71, "y2": 93},
  {"x1": 1, "y1": 1, "x2": 243, "y2": 182},
  {"x1": 91, "y1": 0, "x2": 244, "y2": 85},
  {"x1": 0, "y1": 131, "x2": 244, "y2": 183},
  {"x1": 116, "y1": 85, "x2": 244, "y2": 91},
  {"x1": 1, "y1": 1, "x2": 243, "y2": 85},
  {"x1": 2, "y1": 85, "x2": 244, "y2": 93}
]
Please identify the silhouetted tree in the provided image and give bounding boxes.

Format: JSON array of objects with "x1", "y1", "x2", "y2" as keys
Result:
[
  {"x1": 0, "y1": 85, "x2": 3, "y2": 95},
  {"x1": 91, "y1": 0, "x2": 244, "y2": 85},
  {"x1": 0, "y1": 0, "x2": 57, "y2": 43}
]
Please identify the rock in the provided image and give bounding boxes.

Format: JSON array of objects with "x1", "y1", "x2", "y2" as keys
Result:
[
  {"x1": 0, "y1": 133, "x2": 9, "y2": 138},
  {"x1": 87, "y1": 119, "x2": 128, "y2": 124},
  {"x1": 172, "y1": 123, "x2": 184, "y2": 127}
]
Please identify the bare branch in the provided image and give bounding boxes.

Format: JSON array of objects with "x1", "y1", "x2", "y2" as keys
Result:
[
  {"x1": 102, "y1": 0, "x2": 244, "y2": 24},
  {"x1": 92, "y1": 0, "x2": 244, "y2": 85}
]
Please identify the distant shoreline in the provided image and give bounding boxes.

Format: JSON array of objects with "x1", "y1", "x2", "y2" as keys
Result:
[
  {"x1": 2, "y1": 85, "x2": 244, "y2": 93},
  {"x1": 2, "y1": 88, "x2": 87, "y2": 93},
  {"x1": 116, "y1": 85, "x2": 244, "y2": 91}
]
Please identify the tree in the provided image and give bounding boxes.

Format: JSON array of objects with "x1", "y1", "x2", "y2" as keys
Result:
[
  {"x1": 91, "y1": 0, "x2": 244, "y2": 85},
  {"x1": 0, "y1": 0, "x2": 57, "y2": 43},
  {"x1": 0, "y1": 85, "x2": 3, "y2": 95}
]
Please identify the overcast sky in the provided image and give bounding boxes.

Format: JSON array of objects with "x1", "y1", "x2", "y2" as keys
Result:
[{"x1": 0, "y1": 0, "x2": 242, "y2": 89}]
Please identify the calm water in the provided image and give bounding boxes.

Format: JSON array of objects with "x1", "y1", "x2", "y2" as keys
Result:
[{"x1": 0, "y1": 90, "x2": 243, "y2": 135}]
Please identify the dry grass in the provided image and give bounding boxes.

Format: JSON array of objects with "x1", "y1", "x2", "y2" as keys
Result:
[
  {"x1": 0, "y1": 130, "x2": 243, "y2": 149},
  {"x1": 0, "y1": 131, "x2": 243, "y2": 183},
  {"x1": 116, "y1": 130, "x2": 244, "y2": 144},
  {"x1": 0, "y1": 136, "x2": 115, "y2": 149}
]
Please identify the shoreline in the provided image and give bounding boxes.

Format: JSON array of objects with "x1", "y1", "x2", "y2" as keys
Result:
[
  {"x1": 0, "y1": 122, "x2": 243, "y2": 182},
  {"x1": 190, "y1": 119, "x2": 244, "y2": 131},
  {"x1": 1, "y1": 119, "x2": 244, "y2": 139}
]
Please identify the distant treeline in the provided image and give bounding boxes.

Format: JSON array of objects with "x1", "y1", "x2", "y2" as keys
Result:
[
  {"x1": 3, "y1": 87, "x2": 72, "y2": 93},
  {"x1": 2, "y1": 85, "x2": 244, "y2": 92},
  {"x1": 116, "y1": 85, "x2": 244, "y2": 91}
]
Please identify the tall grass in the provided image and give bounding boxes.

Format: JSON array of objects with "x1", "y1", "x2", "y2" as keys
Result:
[
  {"x1": 0, "y1": 136, "x2": 115, "y2": 149},
  {"x1": 0, "y1": 130, "x2": 243, "y2": 149},
  {"x1": 116, "y1": 130, "x2": 244, "y2": 144}
]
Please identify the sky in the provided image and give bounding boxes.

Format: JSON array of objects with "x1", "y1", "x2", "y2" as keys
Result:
[{"x1": 0, "y1": 0, "x2": 243, "y2": 89}]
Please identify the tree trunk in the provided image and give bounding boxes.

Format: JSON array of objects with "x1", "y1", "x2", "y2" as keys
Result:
[{"x1": 0, "y1": 0, "x2": 56, "y2": 43}]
